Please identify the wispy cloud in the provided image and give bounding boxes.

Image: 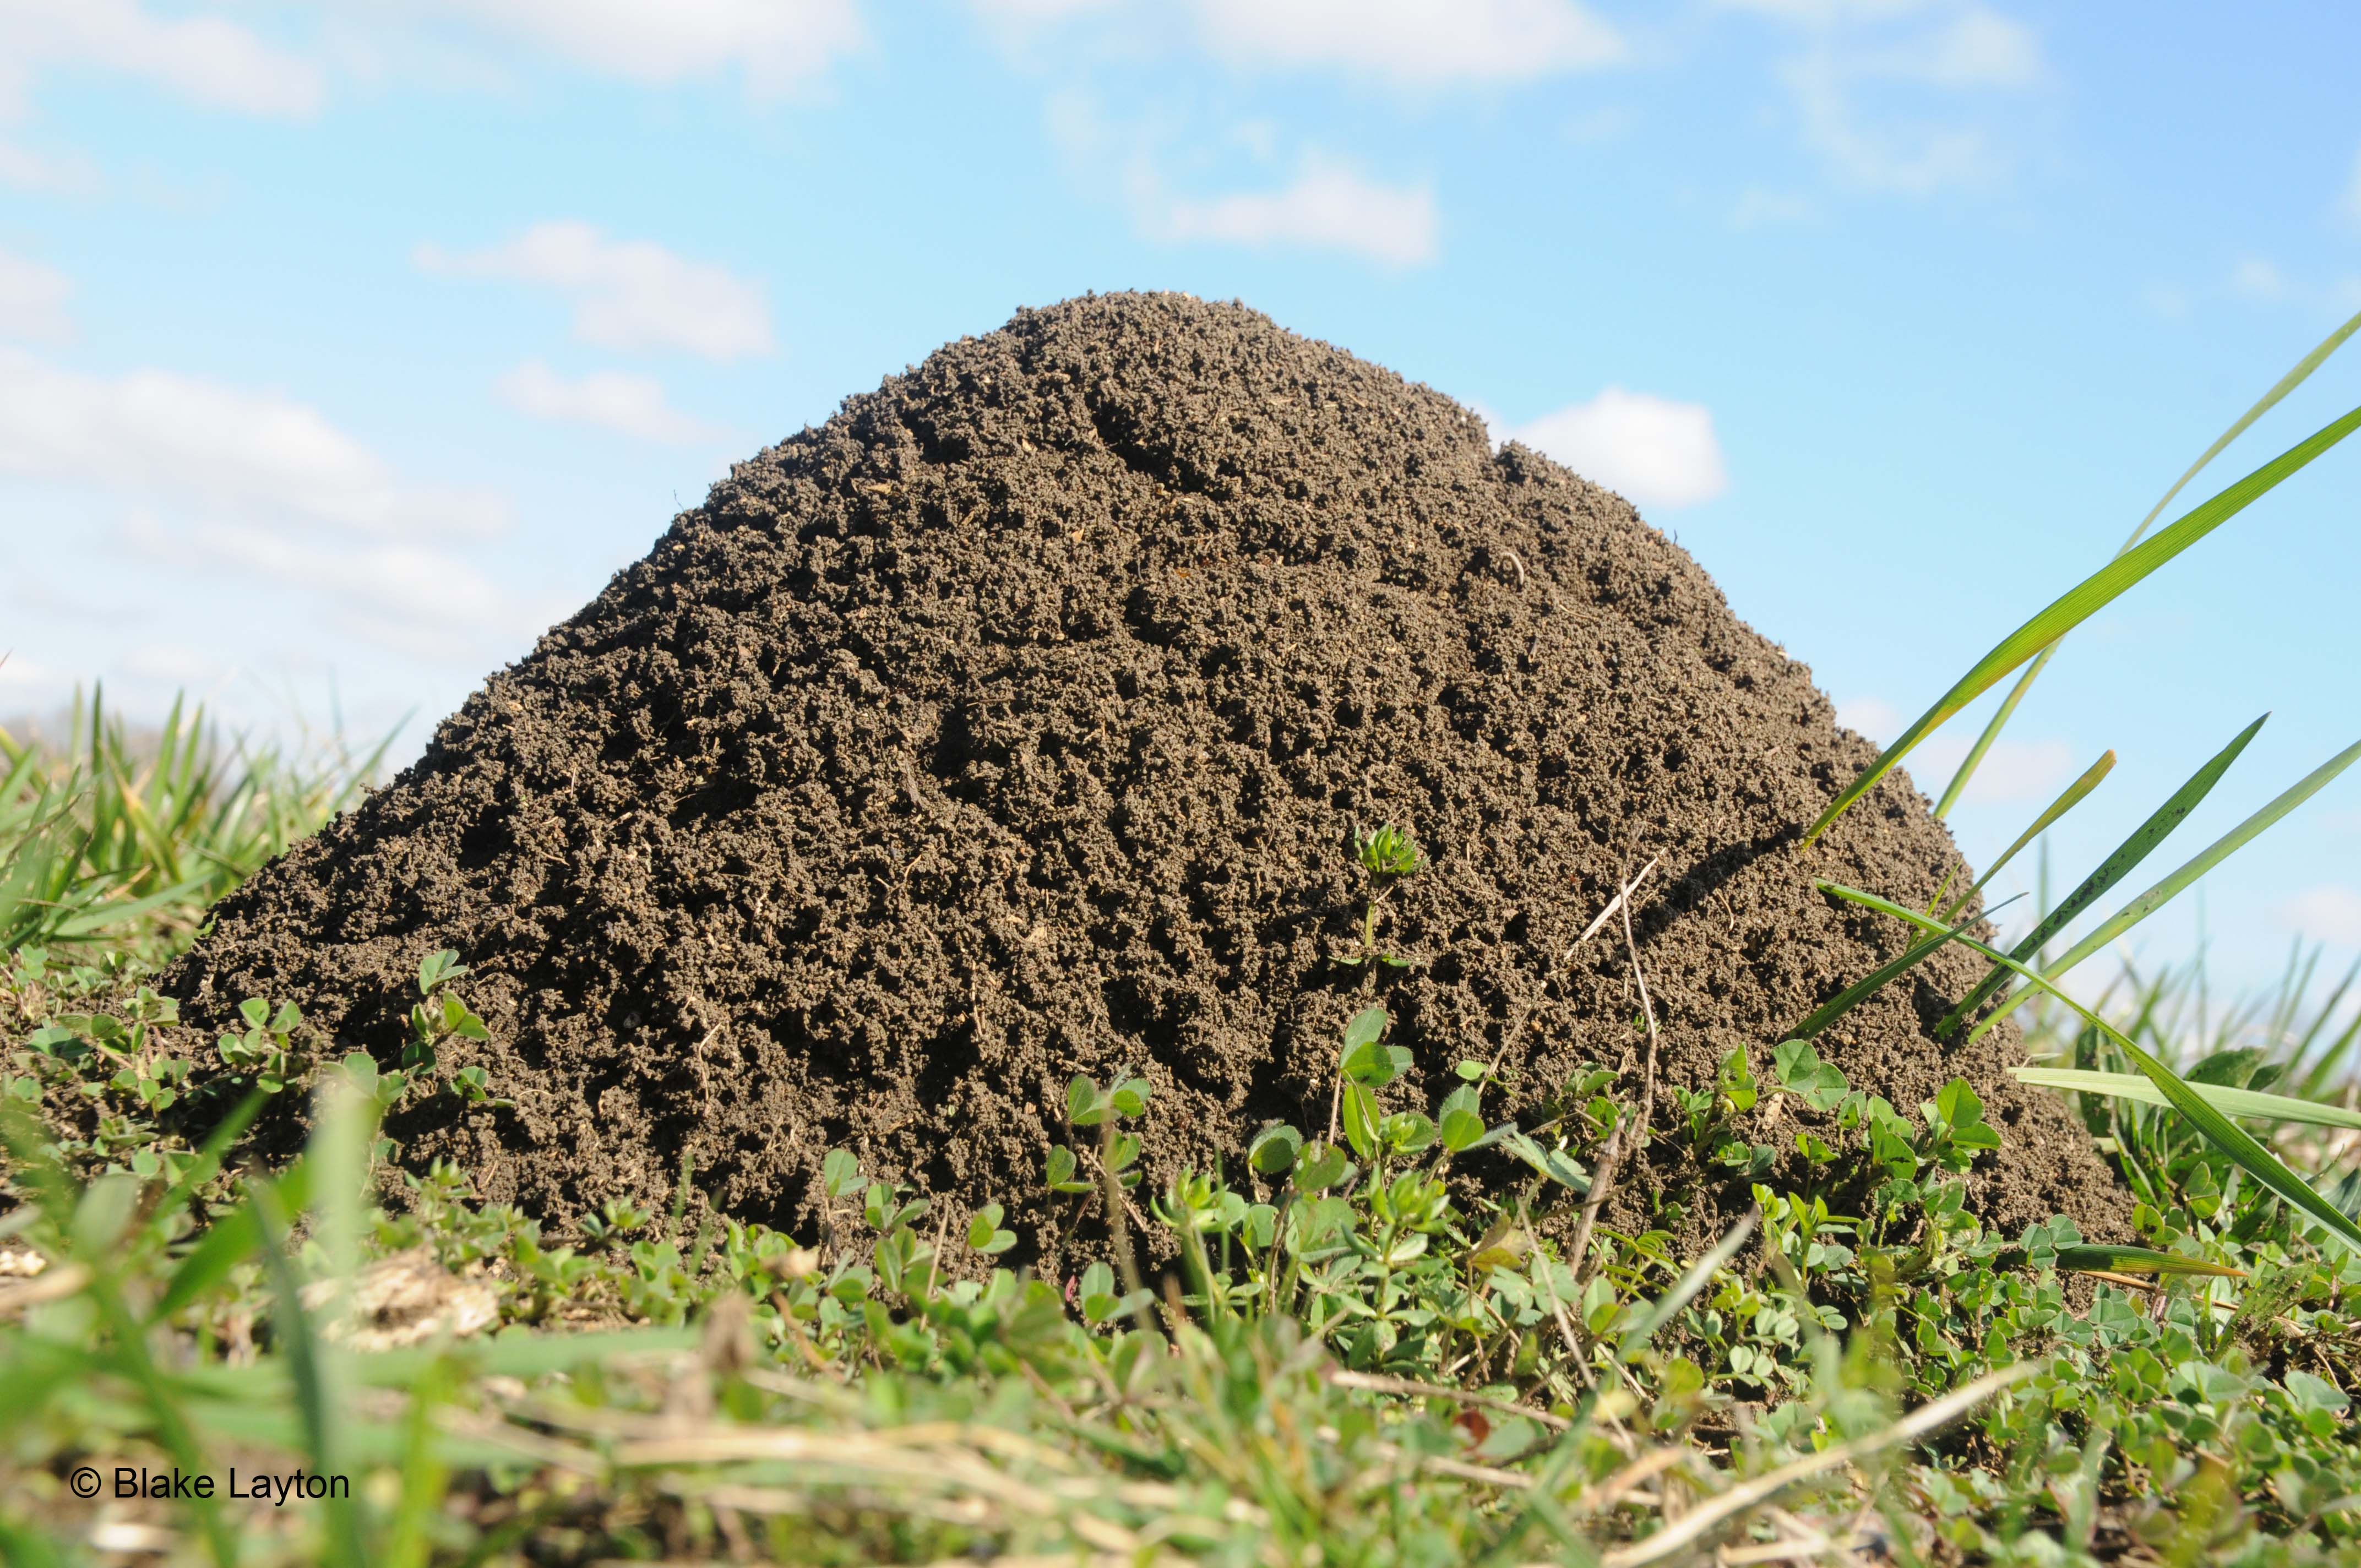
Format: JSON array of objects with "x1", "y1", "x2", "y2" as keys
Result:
[
  {"x1": 1835, "y1": 696, "x2": 1902, "y2": 742},
  {"x1": 2278, "y1": 885, "x2": 2361, "y2": 950},
  {"x1": 1734, "y1": 2, "x2": 2048, "y2": 195},
  {"x1": 2230, "y1": 254, "x2": 2288, "y2": 301},
  {"x1": 417, "y1": 222, "x2": 776, "y2": 361},
  {"x1": 0, "y1": 248, "x2": 74, "y2": 342},
  {"x1": 1913, "y1": 732, "x2": 2075, "y2": 804},
  {"x1": 123, "y1": 513, "x2": 552, "y2": 661},
  {"x1": 496, "y1": 360, "x2": 732, "y2": 445},
  {"x1": 1187, "y1": 0, "x2": 1622, "y2": 86},
  {"x1": 0, "y1": 346, "x2": 507, "y2": 536},
  {"x1": 1143, "y1": 156, "x2": 1440, "y2": 267},
  {"x1": 1731, "y1": 188, "x2": 1813, "y2": 228},
  {"x1": 382, "y1": 0, "x2": 866, "y2": 96},
  {"x1": 1508, "y1": 388, "x2": 1731, "y2": 509},
  {"x1": 1833, "y1": 696, "x2": 2078, "y2": 804},
  {"x1": 969, "y1": 0, "x2": 1119, "y2": 19},
  {"x1": 0, "y1": 0, "x2": 324, "y2": 119},
  {"x1": 978, "y1": 0, "x2": 1620, "y2": 84},
  {"x1": 0, "y1": 140, "x2": 102, "y2": 195}
]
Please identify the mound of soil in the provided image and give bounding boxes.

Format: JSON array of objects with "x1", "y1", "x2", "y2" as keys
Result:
[{"x1": 167, "y1": 292, "x2": 2120, "y2": 1251}]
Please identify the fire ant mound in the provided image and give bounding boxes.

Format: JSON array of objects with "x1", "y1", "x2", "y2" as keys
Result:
[{"x1": 167, "y1": 292, "x2": 2122, "y2": 1253}]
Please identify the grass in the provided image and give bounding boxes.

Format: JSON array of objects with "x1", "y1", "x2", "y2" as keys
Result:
[{"x1": 7, "y1": 319, "x2": 2361, "y2": 1564}]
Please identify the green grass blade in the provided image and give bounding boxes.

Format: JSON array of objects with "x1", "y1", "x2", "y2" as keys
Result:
[
  {"x1": 2050, "y1": 1245, "x2": 2244, "y2": 1279},
  {"x1": 345, "y1": 1325, "x2": 702, "y2": 1387},
  {"x1": 385, "y1": 1355, "x2": 458, "y2": 1568},
  {"x1": 1934, "y1": 646, "x2": 2056, "y2": 820},
  {"x1": 2291, "y1": 955, "x2": 2361, "y2": 1099},
  {"x1": 153, "y1": 1157, "x2": 311, "y2": 1327},
  {"x1": 1939, "y1": 716, "x2": 2264, "y2": 1036},
  {"x1": 1618, "y1": 1210, "x2": 1756, "y2": 1363},
  {"x1": 1971, "y1": 734, "x2": 2361, "y2": 1042},
  {"x1": 2128, "y1": 304, "x2": 2361, "y2": 553},
  {"x1": 2013, "y1": 1066, "x2": 2361, "y2": 1131},
  {"x1": 143, "y1": 1086, "x2": 268, "y2": 1256},
  {"x1": 1932, "y1": 306, "x2": 2361, "y2": 817},
  {"x1": 251, "y1": 1179, "x2": 368, "y2": 1568},
  {"x1": 1823, "y1": 880, "x2": 2361, "y2": 1257},
  {"x1": 1940, "y1": 749, "x2": 2114, "y2": 922},
  {"x1": 1787, "y1": 900, "x2": 2013, "y2": 1043},
  {"x1": 0, "y1": 1102, "x2": 238, "y2": 1566},
  {"x1": 1803, "y1": 404, "x2": 2361, "y2": 845}
]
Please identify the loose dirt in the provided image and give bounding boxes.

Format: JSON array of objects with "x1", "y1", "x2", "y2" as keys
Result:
[{"x1": 166, "y1": 292, "x2": 2123, "y2": 1255}]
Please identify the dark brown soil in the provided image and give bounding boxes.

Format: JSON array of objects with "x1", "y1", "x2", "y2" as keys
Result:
[{"x1": 165, "y1": 292, "x2": 2123, "y2": 1255}]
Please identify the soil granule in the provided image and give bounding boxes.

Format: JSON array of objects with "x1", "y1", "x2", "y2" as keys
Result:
[{"x1": 167, "y1": 292, "x2": 2123, "y2": 1252}]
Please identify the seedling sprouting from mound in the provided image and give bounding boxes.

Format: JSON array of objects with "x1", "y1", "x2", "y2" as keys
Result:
[
  {"x1": 1340, "y1": 822, "x2": 1424, "y2": 969},
  {"x1": 399, "y1": 949, "x2": 509, "y2": 1108}
]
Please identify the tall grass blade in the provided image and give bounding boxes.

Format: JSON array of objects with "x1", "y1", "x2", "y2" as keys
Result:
[
  {"x1": 2050, "y1": 1245, "x2": 2244, "y2": 1279},
  {"x1": 1618, "y1": 1211, "x2": 1756, "y2": 1362},
  {"x1": 1939, "y1": 717, "x2": 2265, "y2": 1036},
  {"x1": 251, "y1": 1179, "x2": 369, "y2": 1568},
  {"x1": 0, "y1": 1103, "x2": 238, "y2": 1566},
  {"x1": 1787, "y1": 899, "x2": 2016, "y2": 1043},
  {"x1": 150, "y1": 1086, "x2": 267, "y2": 1226},
  {"x1": 385, "y1": 1356, "x2": 458, "y2": 1568},
  {"x1": 2013, "y1": 1066, "x2": 2361, "y2": 1130},
  {"x1": 2291, "y1": 955, "x2": 2361, "y2": 1099},
  {"x1": 1940, "y1": 750, "x2": 2114, "y2": 922},
  {"x1": 2128, "y1": 305, "x2": 2361, "y2": 552},
  {"x1": 1934, "y1": 647, "x2": 2055, "y2": 820},
  {"x1": 1933, "y1": 306, "x2": 2361, "y2": 814},
  {"x1": 1971, "y1": 735, "x2": 2361, "y2": 1041},
  {"x1": 1823, "y1": 880, "x2": 2361, "y2": 1257},
  {"x1": 153, "y1": 1159, "x2": 312, "y2": 1322},
  {"x1": 1804, "y1": 404, "x2": 2361, "y2": 844}
]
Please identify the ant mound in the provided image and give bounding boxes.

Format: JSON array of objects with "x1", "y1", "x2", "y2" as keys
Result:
[{"x1": 168, "y1": 292, "x2": 2121, "y2": 1253}]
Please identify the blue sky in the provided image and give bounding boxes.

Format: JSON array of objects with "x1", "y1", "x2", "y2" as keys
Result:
[{"x1": 2, "y1": 0, "x2": 2358, "y2": 1003}]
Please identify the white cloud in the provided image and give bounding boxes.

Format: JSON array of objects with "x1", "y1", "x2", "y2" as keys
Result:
[
  {"x1": 1781, "y1": 52, "x2": 2000, "y2": 195},
  {"x1": 1147, "y1": 158, "x2": 1439, "y2": 267},
  {"x1": 0, "y1": 248, "x2": 73, "y2": 342},
  {"x1": 2278, "y1": 886, "x2": 2361, "y2": 951},
  {"x1": 2142, "y1": 283, "x2": 2191, "y2": 320},
  {"x1": 1868, "y1": 6, "x2": 2043, "y2": 87},
  {"x1": 1738, "y1": 3, "x2": 2047, "y2": 195},
  {"x1": 0, "y1": 140, "x2": 102, "y2": 195},
  {"x1": 1913, "y1": 733, "x2": 2075, "y2": 804},
  {"x1": 1562, "y1": 106, "x2": 1635, "y2": 144},
  {"x1": 0, "y1": 0, "x2": 324, "y2": 119},
  {"x1": 1830, "y1": 706, "x2": 2078, "y2": 805},
  {"x1": 1835, "y1": 696, "x2": 1902, "y2": 742},
  {"x1": 118, "y1": 642, "x2": 233, "y2": 686},
  {"x1": 0, "y1": 346, "x2": 507, "y2": 536},
  {"x1": 970, "y1": 0, "x2": 1118, "y2": 18},
  {"x1": 389, "y1": 0, "x2": 864, "y2": 95},
  {"x1": 1731, "y1": 187, "x2": 1813, "y2": 228},
  {"x1": 496, "y1": 360, "x2": 730, "y2": 445},
  {"x1": 123, "y1": 513, "x2": 551, "y2": 660},
  {"x1": 1715, "y1": 0, "x2": 1929, "y2": 21},
  {"x1": 416, "y1": 223, "x2": 775, "y2": 361},
  {"x1": 0, "y1": 651, "x2": 58, "y2": 693},
  {"x1": 1509, "y1": 388, "x2": 1730, "y2": 509},
  {"x1": 1188, "y1": 0, "x2": 1622, "y2": 85},
  {"x1": 2231, "y1": 255, "x2": 2288, "y2": 302}
]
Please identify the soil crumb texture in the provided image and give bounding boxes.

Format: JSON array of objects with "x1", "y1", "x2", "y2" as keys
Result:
[{"x1": 168, "y1": 292, "x2": 2121, "y2": 1253}]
